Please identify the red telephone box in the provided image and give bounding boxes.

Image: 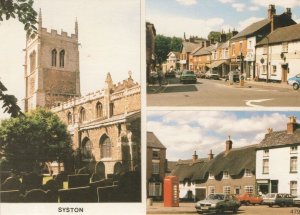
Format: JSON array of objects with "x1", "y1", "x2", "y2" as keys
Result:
[{"x1": 164, "y1": 176, "x2": 179, "y2": 207}]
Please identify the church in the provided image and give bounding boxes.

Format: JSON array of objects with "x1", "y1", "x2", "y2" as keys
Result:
[{"x1": 23, "y1": 10, "x2": 141, "y2": 177}]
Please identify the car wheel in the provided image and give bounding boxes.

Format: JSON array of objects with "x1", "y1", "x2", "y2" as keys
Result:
[
  {"x1": 268, "y1": 204, "x2": 273, "y2": 207},
  {"x1": 280, "y1": 202, "x2": 286, "y2": 207},
  {"x1": 293, "y1": 83, "x2": 299, "y2": 90}
]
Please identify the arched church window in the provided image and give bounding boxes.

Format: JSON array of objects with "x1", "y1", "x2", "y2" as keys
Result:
[
  {"x1": 96, "y1": 102, "x2": 103, "y2": 118},
  {"x1": 30, "y1": 51, "x2": 36, "y2": 73},
  {"x1": 59, "y1": 50, "x2": 65, "y2": 68},
  {"x1": 51, "y1": 49, "x2": 57, "y2": 66},
  {"x1": 100, "y1": 135, "x2": 111, "y2": 158},
  {"x1": 82, "y1": 138, "x2": 93, "y2": 160},
  {"x1": 80, "y1": 107, "x2": 86, "y2": 122},
  {"x1": 67, "y1": 112, "x2": 72, "y2": 125}
]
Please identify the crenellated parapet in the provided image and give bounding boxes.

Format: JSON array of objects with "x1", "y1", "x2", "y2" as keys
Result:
[{"x1": 40, "y1": 27, "x2": 78, "y2": 41}]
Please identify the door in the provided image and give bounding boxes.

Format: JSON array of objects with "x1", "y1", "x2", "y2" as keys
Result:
[
  {"x1": 195, "y1": 188, "x2": 206, "y2": 201},
  {"x1": 281, "y1": 65, "x2": 288, "y2": 83}
]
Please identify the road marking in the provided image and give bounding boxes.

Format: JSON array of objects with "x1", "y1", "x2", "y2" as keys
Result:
[{"x1": 245, "y1": 99, "x2": 273, "y2": 107}]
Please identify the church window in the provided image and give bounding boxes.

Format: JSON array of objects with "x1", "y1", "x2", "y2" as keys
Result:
[
  {"x1": 51, "y1": 49, "x2": 57, "y2": 66},
  {"x1": 109, "y1": 102, "x2": 114, "y2": 117},
  {"x1": 100, "y1": 135, "x2": 111, "y2": 158},
  {"x1": 80, "y1": 107, "x2": 86, "y2": 122},
  {"x1": 96, "y1": 102, "x2": 103, "y2": 118},
  {"x1": 30, "y1": 51, "x2": 36, "y2": 73},
  {"x1": 59, "y1": 50, "x2": 65, "y2": 68},
  {"x1": 67, "y1": 112, "x2": 72, "y2": 125},
  {"x1": 82, "y1": 138, "x2": 93, "y2": 160}
]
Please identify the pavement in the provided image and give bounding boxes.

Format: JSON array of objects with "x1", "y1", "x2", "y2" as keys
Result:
[{"x1": 147, "y1": 202, "x2": 196, "y2": 214}]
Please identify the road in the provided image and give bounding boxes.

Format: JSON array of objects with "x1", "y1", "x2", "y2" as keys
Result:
[
  {"x1": 147, "y1": 202, "x2": 300, "y2": 215},
  {"x1": 147, "y1": 78, "x2": 300, "y2": 107}
]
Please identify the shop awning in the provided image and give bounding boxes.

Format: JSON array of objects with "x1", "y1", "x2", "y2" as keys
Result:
[{"x1": 210, "y1": 60, "x2": 228, "y2": 68}]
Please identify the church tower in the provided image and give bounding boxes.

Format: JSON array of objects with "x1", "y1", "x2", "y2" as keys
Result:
[{"x1": 24, "y1": 9, "x2": 81, "y2": 112}]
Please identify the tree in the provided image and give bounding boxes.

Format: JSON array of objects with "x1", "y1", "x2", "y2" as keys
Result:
[
  {"x1": 155, "y1": 35, "x2": 182, "y2": 65},
  {"x1": 207, "y1": 31, "x2": 221, "y2": 42},
  {"x1": 0, "y1": 108, "x2": 73, "y2": 172},
  {"x1": 0, "y1": 0, "x2": 37, "y2": 37}
]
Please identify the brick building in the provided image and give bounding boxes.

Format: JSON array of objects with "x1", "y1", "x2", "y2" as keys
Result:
[
  {"x1": 23, "y1": 11, "x2": 141, "y2": 177},
  {"x1": 147, "y1": 132, "x2": 167, "y2": 200}
]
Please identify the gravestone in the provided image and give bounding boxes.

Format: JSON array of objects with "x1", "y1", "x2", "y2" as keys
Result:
[
  {"x1": 21, "y1": 172, "x2": 43, "y2": 191},
  {"x1": 22, "y1": 189, "x2": 54, "y2": 202},
  {"x1": 1, "y1": 177, "x2": 21, "y2": 191},
  {"x1": 58, "y1": 186, "x2": 91, "y2": 202},
  {"x1": 68, "y1": 174, "x2": 90, "y2": 188},
  {"x1": 97, "y1": 185, "x2": 118, "y2": 202},
  {"x1": 118, "y1": 171, "x2": 141, "y2": 202},
  {"x1": 0, "y1": 190, "x2": 21, "y2": 202}
]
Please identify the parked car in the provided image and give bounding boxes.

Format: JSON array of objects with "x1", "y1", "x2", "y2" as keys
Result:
[
  {"x1": 205, "y1": 70, "x2": 220, "y2": 80},
  {"x1": 180, "y1": 70, "x2": 197, "y2": 84},
  {"x1": 195, "y1": 193, "x2": 240, "y2": 214},
  {"x1": 225, "y1": 70, "x2": 240, "y2": 82},
  {"x1": 236, "y1": 193, "x2": 263, "y2": 205},
  {"x1": 196, "y1": 71, "x2": 206, "y2": 79},
  {"x1": 293, "y1": 196, "x2": 300, "y2": 207},
  {"x1": 263, "y1": 193, "x2": 294, "y2": 207},
  {"x1": 165, "y1": 70, "x2": 176, "y2": 78},
  {"x1": 288, "y1": 73, "x2": 300, "y2": 90}
]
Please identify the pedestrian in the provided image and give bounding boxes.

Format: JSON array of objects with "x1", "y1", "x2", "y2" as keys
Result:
[{"x1": 157, "y1": 70, "x2": 163, "y2": 86}]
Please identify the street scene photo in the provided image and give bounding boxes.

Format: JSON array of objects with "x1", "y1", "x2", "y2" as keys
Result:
[
  {"x1": 146, "y1": 1, "x2": 300, "y2": 107},
  {"x1": 0, "y1": 0, "x2": 141, "y2": 213},
  {"x1": 147, "y1": 110, "x2": 300, "y2": 214}
]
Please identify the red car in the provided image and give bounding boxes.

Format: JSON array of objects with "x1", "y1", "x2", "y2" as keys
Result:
[{"x1": 236, "y1": 193, "x2": 263, "y2": 205}]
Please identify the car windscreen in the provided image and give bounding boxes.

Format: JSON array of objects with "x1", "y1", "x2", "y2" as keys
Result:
[
  {"x1": 185, "y1": 71, "x2": 194, "y2": 75},
  {"x1": 207, "y1": 194, "x2": 225, "y2": 200},
  {"x1": 266, "y1": 193, "x2": 276, "y2": 198}
]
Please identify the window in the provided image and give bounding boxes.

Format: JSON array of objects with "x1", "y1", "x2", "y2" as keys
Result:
[
  {"x1": 96, "y1": 102, "x2": 103, "y2": 118},
  {"x1": 272, "y1": 65, "x2": 277, "y2": 74},
  {"x1": 291, "y1": 146, "x2": 298, "y2": 154},
  {"x1": 59, "y1": 50, "x2": 65, "y2": 68},
  {"x1": 239, "y1": 42, "x2": 243, "y2": 54},
  {"x1": 263, "y1": 159, "x2": 269, "y2": 174},
  {"x1": 245, "y1": 186, "x2": 254, "y2": 194},
  {"x1": 149, "y1": 182, "x2": 162, "y2": 197},
  {"x1": 223, "y1": 171, "x2": 229, "y2": 179},
  {"x1": 290, "y1": 157, "x2": 297, "y2": 173},
  {"x1": 51, "y1": 49, "x2": 57, "y2": 66},
  {"x1": 80, "y1": 107, "x2": 86, "y2": 122},
  {"x1": 263, "y1": 149, "x2": 269, "y2": 157},
  {"x1": 282, "y1": 42, "x2": 288, "y2": 53},
  {"x1": 100, "y1": 135, "x2": 111, "y2": 158},
  {"x1": 152, "y1": 149, "x2": 160, "y2": 159},
  {"x1": 30, "y1": 51, "x2": 36, "y2": 73},
  {"x1": 291, "y1": 181, "x2": 297, "y2": 196},
  {"x1": 109, "y1": 102, "x2": 114, "y2": 117},
  {"x1": 82, "y1": 138, "x2": 93, "y2": 160},
  {"x1": 152, "y1": 162, "x2": 160, "y2": 174},
  {"x1": 232, "y1": 44, "x2": 236, "y2": 56},
  {"x1": 209, "y1": 172, "x2": 214, "y2": 179},
  {"x1": 208, "y1": 186, "x2": 215, "y2": 195},
  {"x1": 67, "y1": 112, "x2": 72, "y2": 125},
  {"x1": 223, "y1": 186, "x2": 231, "y2": 194},
  {"x1": 244, "y1": 169, "x2": 252, "y2": 177},
  {"x1": 263, "y1": 45, "x2": 268, "y2": 55},
  {"x1": 262, "y1": 65, "x2": 267, "y2": 74}
]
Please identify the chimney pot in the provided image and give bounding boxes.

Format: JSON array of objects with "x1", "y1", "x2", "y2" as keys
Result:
[
  {"x1": 208, "y1": 149, "x2": 214, "y2": 160},
  {"x1": 268, "y1": 4, "x2": 276, "y2": 20},
  {"x1": 225, "y1": 136, "x2": 233, "y2": 152},
  {"x1": 287, "y1": 116, "x2": 298, "y2": 134},
  {"x1": 192, "y1": 151, "x2": 198, "y2": 162}
]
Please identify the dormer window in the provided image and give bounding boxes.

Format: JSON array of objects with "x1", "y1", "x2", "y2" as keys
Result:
[
  {"x1": 223, "y1": 171, "x2": 229, "y2": 179},
  {"x1": 282, "y1": 42, "x2": 288, "y2": 53},
  {"x1": 209, "y1": 172, "x2": 214, "y2": 179},
  {"x1": 244, "y1": 169, "x2": 252, "y2": 177},
  {"x1": 291, "y1": 146, "x2": 298, "y2": 154}
]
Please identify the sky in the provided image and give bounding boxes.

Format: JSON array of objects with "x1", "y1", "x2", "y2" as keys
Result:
[
  {"x1": 147, "y1": 111, "x2": 300, "y2": 161},
  {"x1": 0, "y1": 0, "x2": 141, "y2": 119},
  {"x1": 146, "y1": 0, "x2": 300, "y2": 38}
]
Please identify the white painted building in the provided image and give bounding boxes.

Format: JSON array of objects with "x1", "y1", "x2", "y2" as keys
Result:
[
  {"x1": 166, "y1": 51, "x2": 180, "y2": 71},
  {"x1": 256, "y1": 117, "x2": 300, "y2": 196},
  {"x1": 255, "y1": 24, "x2": 300, "y2": 83}
]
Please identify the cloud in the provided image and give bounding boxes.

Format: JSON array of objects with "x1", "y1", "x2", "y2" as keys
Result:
[
  {"x1": 232, "y1": 3, "x2": 246, "y2": 12},
  {"x1": 249, "y1": 6, "x2": 260, "y2": 11},
  {"x1": 236, "y1": 16, "x2": 264, "y2": 31},
  {"x1": 176, "y1": 0, "x2": 198, "y2": 6},
  {"x1": 147, "y1": 111, "x2": 295, "y2": 160},
  {"x1": 218, "y1": 0, "x2": 235, "y2": 3},
  {"x1": 251, "y1": 0, "x2": 300, "y2": 8},
  {"x1": 147, "y1": 12, "x2": 224, "y2": 38}
]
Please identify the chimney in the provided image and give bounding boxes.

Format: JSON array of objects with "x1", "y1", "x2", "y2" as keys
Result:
[
  {"x1": 285, "y1": 8, "x2": 292, "y2": 18},
  {"x1": 267, "y1": 128, "x2": 273, "y2": 134},
  {"x1": 208, "y1": 149, "x2": 214, "y2": 160},
  {"x1": 287, "y1": 116, "x2": 298, "y2": 134},
  {"x1": 206, "y1": 40, "x2": 211, "y2": 47},
  {"x1": 268, "y1": 4, "x2": 276, "y2": 20},
  {"x1": 225, "y1": 136, "x2": 233, "y2": 152},
  {"x1": 192, "y1": 151, "x2": 198, "y2": 162},
  {"x1": 232, "y1": 29, "x2": 238, "y2": 37},
  {"x1": 220, "y1": 32, "x2": 227, "y2": 43},
  {"x1": 202, "y1": 41, "x2": 205, "y2": 47}
]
